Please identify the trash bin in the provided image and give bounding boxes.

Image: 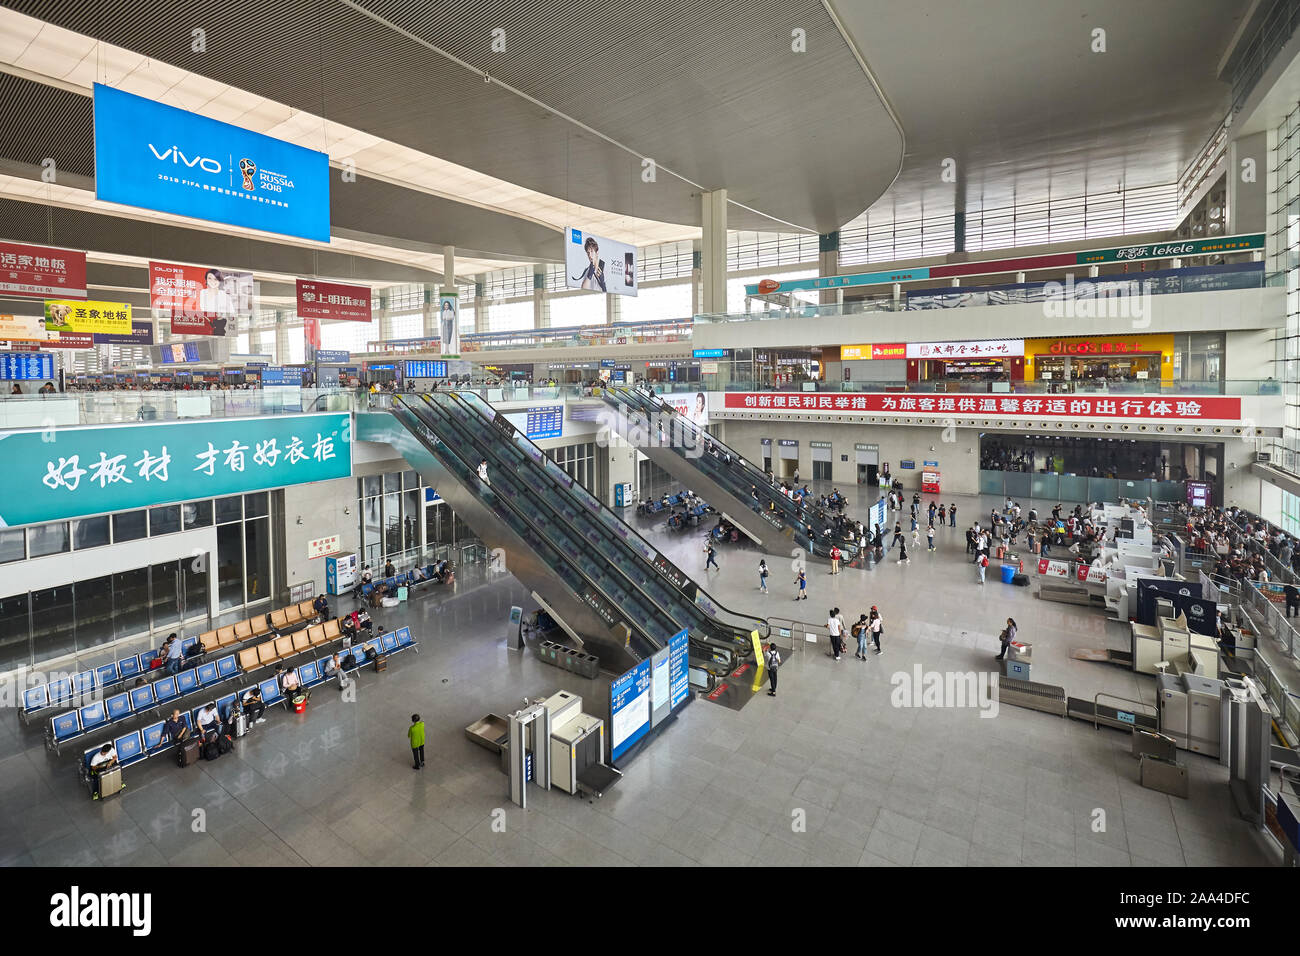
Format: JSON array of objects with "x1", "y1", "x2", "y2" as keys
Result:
[{"x1": 1000, "y1": 563, "x2": 1016, "y2": 584}]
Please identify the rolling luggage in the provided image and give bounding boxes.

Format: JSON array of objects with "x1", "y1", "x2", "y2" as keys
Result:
[
  {"x1": 232, "y1": 711, "x2": 249, "y2": 738},
  {"x1": 374, "y1": 654, "x2": 389, "y2": 673},
  {"x1": 176, "y1": 739, "x2": 201, "y2": 767},
  {"x1": 93, "y1": 766, "x2": 124, "y2": 800},
  {"x1": 1012, "y1": 573, "x2": 1030, "y2": 586}
]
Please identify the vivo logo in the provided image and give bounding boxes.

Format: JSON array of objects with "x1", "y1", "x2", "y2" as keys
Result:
[{"x1": 147, "y1": 144, "x2": 221, "y2": 175}]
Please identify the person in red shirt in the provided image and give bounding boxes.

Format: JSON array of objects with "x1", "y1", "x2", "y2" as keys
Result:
[{"x1": 829, "y1": 545, "x2": 842, "y2": 575}]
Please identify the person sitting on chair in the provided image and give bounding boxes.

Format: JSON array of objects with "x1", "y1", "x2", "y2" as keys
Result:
[
  {"x1": 196, "y1": 702, "x2": 222, "y2": 743},
  {"x1": 312, "y1": 593, "x2": 329, "y2": 617},
  {"x1": 277, "y1": 664, "x2": 308, "y2": 704},
  {"x1": 241, "y1": 686, "x2": 267, "y2": 724},
  {"x1": 90, "y1": 743, "x2": 118, "y2": 774},
  {"x1": 164, "y1": 708, "x2": 189, "y2": 746}
]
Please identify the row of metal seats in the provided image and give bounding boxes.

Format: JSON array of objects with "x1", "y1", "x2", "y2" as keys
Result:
[
  {"x1": 47, "y1": 653, "x2": 241, "y2": 754},
  {"x1": 359, "y1": 565, "x2": 445, "y2": 597},
  {"x1": 76, "y1": 627, "x2": 420, "y2": 774},
  {"x1": 20, "y1": 637, "x2": 202, "y2": 724}
]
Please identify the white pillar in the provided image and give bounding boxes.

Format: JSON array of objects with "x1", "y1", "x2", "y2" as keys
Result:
[{"x1": 700, "y1": 189, "x2": 727, "y2": 315}]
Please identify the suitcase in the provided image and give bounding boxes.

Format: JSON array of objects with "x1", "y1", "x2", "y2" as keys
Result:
[
  {"x1": 1012, "y1": 573, "x2": 1030, "y2": 587},
  {"x1": 374, "y1": 654, "x2": 389, "y2": 673},
  {"x1": 93, "y1": 766, "x2": 123, "y2": 800},
  {"x1": 232, "y1": 711, "x2": 249, "y2": 738},
  {"x1": 176, "y1": 738, "x2": 202, "y2": 767}
]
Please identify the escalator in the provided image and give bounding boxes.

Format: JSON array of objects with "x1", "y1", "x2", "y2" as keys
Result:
[
  {"x1": 430, "y1": 390, "x2": 761, "y2": 669},
  {"x1": 596, "y1": 386, "x2": 860, "y2": 562},
  {"x1": 373, "y1": 393, "x2": 765, "y2": 679}
]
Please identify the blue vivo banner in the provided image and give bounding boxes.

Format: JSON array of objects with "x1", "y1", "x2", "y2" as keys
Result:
[
  {"x1": 93, "y1": 84, "x2": 331, "y2": 242},
  {"x1": 0, "y1": 413, "x2": 351, "y2": 527}
]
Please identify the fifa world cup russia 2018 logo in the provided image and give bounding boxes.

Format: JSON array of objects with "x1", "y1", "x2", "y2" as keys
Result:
[{"x1": 239, "y1": 158, "x2": 256, "y2": 190}]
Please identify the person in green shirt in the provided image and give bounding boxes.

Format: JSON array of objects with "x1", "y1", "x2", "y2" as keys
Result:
[{"x1": 408, "y1": 713, "x2": 426, "y2": 770}]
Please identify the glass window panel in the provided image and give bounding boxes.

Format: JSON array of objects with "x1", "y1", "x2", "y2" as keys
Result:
[
  {"x1": 111, "y1": 568, "x2": 151, "y2": 641},
  {"x1": 216, "y1": 495, "x2": 243, "y2": 523},
  {"x1": 150, "y1": 562, "x2": 181, "y2": 630},
  {"x1": 363, "y1": 497, "x2": 381, "y2": 563},
  {"x1": 149, "y1": 505, "x2": 181, "y2": 536},
  {"x1": 243, "y1": 492, "x2": 268, "y2": 518},
  {"x1": 244, "y1": 519, "x2": 271, "y2": 605},
  {"x1": 403, "y1": 469, "x2": 419, "y2": 489},
  {"x1": 384, "y1": 493, "x2": 401, "y2": 555},
  {"x1": 363, "y1": 475, "x2": 381, "y2": 498},
  {"x1": 71, "y1": 515, "x2": 110, "y2": 550},
  {"x1": 0, "y1": 527, "x2": 23, "y2": 563},
  {"x1": 28, "y1": 522, "x2": 69, "y2": 558},
  {"x1": 31, "y1": 586, "x2": 74, "y2": 662},
  {"x1": 183, "y1": 550, "x2": 209, "y2": 622},
  {"x1": 113, "y1": 510, "x2": 147, "y2": 543},
  {"x1": 217, "y1": 523, "x2": 245, "y2": 611},
  {"x1": 0, "y1": 593, "x2": 31, "y2": 672},
  {"x1": 74, "y1": 575, "x2": 115, "y2": 653},
  {"x1": 183, "y1": 499, "x2": 213, "y2": 529},
  {"x1": 403, "y1": 490, "x2": 420, "y2": 552},
  {"x1": 383, "y1": 473, "x2": 400, "y2": 494}
]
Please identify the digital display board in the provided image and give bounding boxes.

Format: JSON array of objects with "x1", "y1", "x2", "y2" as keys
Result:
[
  {"x1": 404, "y1": 360, "x2": 447, "y2": 379},
  {"x1": 93, "y1": 84, "x2": 331, "y2": 242},
  {"x1": 158, "y1": 342, "x2": 200, "y2": 364},
  {"x1": 0, "y1": 352, "x2": 54, "y2": 381},
  {"x1": 525, "y1": 405, "x2": 563, "y2": 440},
  {"x1": 610, "y1": 657, "x2": 652, "y2": 762},
  {"x1": 668, "y1": 627, "x2": 690, "y2": 710}
]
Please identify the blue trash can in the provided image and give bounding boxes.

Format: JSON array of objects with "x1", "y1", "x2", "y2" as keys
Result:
[{"x1": 1000, "y1": 563, "x2": 1016, "y2": 584}]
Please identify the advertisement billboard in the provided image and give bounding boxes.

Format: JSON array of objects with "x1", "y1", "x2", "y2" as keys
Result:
[
  {"x1": 44, "y1": 299, "x2": 131, "y2": 335},
  {"x1": 565, "y1": 226, "x2": 637, "y2": 297},
  {"x1": 93, "y1": 83, "x2": 331, "y2": 242},
  {"x1": 0, "y1": 241, "x2": 87, "y2": 299},
  {"x1": 93, "y1": 321, "x2": 156, "y2": 346},
  {"x1": 150, "y1": 260, "x2": 254, "y2": 336},
  {"x1": 296, "y1": 279, "x2": 373, "y2": 323},
  {"x1": 665, "y1": 391, "x2": 710, "y2": 428},
  {"x1": 0, "y1": 412, "x2": 351, "y2": 526},
  {"x1": 437, "y1": 292, "x2": 459, "y2": 356},
  {"x1": 0, "y1": 313, "x2": 52, "y2": 343}
]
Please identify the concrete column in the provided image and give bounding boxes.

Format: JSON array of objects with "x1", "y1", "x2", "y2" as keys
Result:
[
  {"x1": 275, "y1": 311, "x2": 289, "y2": 364},
  {"x1": 606, "y1": 290, "x2": 620, "y2": 325},
  {"x1": 377, "y1": 296, "x2": 392, "y2": 343},
  {"x1": 1015, "y1": 272, "x2": 1026, "y2": 283},
  {"x1": 818, "y1": 231, "x2": 840, "y2": 308},
  {"x1": 1228, "y1": 131, "x2": 1267, "y2": 235},
  {"x1": 533, "y1": 268, "x2": 549, "y2": 329},
  {"x1": 474, "y1": 281, "x2": 486, "y2": 334},
  {"x1": 700, "y1": 188, "x2": 728, "y2": 315},
  {"x1": 422, "y1": 284, "x2": 437, "y2": 339},
  {"x1": 1087, "y1": 265, "x2": 1099, "y2": 278},
  {"x1": 691, "y1": 246, "x2": 703, "y2": 315}
]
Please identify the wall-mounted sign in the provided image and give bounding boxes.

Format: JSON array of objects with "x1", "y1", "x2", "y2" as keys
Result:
[
  {"x1": 923, "y1": 460, "x2": 938, "y2": 467},
  {"x1": 899, "y1": 459, "x2": 915, "y2": 469},
  {"x1": 93, "y1": 83, "x2": 331, "y2": 242},
  {"x1": 316, "y1": 349, "x2": 350, "y2": 364},
  {"x1": 778, "y1": 439, "x2": 799, "y2": 447},
  {"x1": 296, "y1": 279, "x2": 372, "y2": 323},
  {"x1": 692, "y1": 348, "x2": 729, "y2": 358},
  {"x1": 566, "y1": 226, "x2": 637, "y2": 297},
  {"x1": 0, "y1": 412, "x2": 351, "y2": 526},
  {"x1": 810, "y1": 441, "x2": 832, "y2": 448},
  {"x1": 723, "y1": 391, "x2": 1241, "y2": 421},
  {"x1": 841, "y1": 343, "x2": 907, "y2": 361},
  {"x1": 307, "y1": 534, "x2": 342, "y2": 559},
  {"x1": 44, "y1": 299, "x2": 131, "y2": 335},
  {"x1": 0, "y1": 241, "x2": 86, "y2": 299},
  {"x1": 524, "y1": 405, "x2": 563, "y2": 440},
  {"x1": 906, "y1": 339, "x2": 1023, "y2": 359}
]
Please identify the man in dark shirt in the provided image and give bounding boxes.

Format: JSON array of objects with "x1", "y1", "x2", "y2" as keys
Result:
[{"x1": 164, "y1": 708, "x2": 189, "y2": 746}]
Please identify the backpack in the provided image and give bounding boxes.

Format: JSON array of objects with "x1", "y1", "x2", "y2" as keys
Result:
[
  {"x1": 202, "y1": 740, "x2": 221, "y2": 761},
  {"x1": 766, "y1": 648, "x2": 781, "y2": 670},
  {"x1": 217, "y1": 734, "x2": 234, "y2": 755},
  {"x1": 981, "y1": 555, "x2": 989, "y2": 568}
]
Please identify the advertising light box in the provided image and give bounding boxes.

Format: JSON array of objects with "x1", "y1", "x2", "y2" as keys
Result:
[
  {"x1": 93, "y1": 84, "x2": 331, "y2": 242},
  {"x1": 565, "y1": 226, "x2": 637, "y2": 297}
]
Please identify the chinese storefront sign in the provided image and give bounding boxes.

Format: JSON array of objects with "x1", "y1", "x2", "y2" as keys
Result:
[
  {"x1": 0, "y1": 241, "x2": 87, "y2": 299},
  {"x1": 0, "y1": 413, "x2": 351, "y2": 526}
]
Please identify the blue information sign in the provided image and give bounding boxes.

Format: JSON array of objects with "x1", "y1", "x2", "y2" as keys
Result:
[
  {"x1": 610, "y1": 658, "x2": 653, "y2": 762},
  {"x1": 403, "y1": 360, "x2": 447, "y2": 379},
  {"x1": 260, "y1": 366, "x2": 306, "y2": 385},
  {"x1": 525, "y1": 405, "x2": 563, "y2": 440},
  {"x1": 93, "y1": 83, "x2": 331, "y2": 242},
  {"x1": 0, "y1": 352, "x2": 54, "y2": 381},
  {"x1": 316, "y1": 350, "x2": 350, "y2": 364},
  {"x1": 668, "y1": 628, "x2": 690, "y2": 710},
  {"x1": 692, "y1": 348, "x2": 728, "y2": 358}
]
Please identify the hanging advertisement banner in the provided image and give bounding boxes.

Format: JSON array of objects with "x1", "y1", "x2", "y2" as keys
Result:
[
  {"x1": 296, "y1": 279, "x2": 373, "y2": 323},
  {"x1": 44, "y1": 299, "x2": 131, "y2": 335},
  {"x1": 150, "y1": 260, "x2": 254, "y2": 336},
  {"x1": 93, "y1": 321, "x2": 156, "y2": 346},
  {"x1": 437, "y1": 291, "x2": 460, "y2": 356},
  {"x1": 92, "y1": 84, "x2": 331, "y2": 242},
  {"x1": 0, "y1": 241, "x2": 87, "y2": 299},
  {"x1": 565, "y1": 226, "x2": 638, "y2": 297},
  {"x1": 0, "y1": 312, "x2": 52, "y2": 343}
]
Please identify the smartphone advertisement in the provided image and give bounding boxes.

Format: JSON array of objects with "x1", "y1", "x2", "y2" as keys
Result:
[{"x1": 564, "y1": 226, "x2": 637, "y2": 297}]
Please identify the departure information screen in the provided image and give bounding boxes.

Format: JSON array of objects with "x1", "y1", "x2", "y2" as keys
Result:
[
  {"x1": 525, "y1": 405, "x2": 563, "y2": 439},
  {"x1": 404, "y1": 360, "x2": 447, "y2": 378},
  {"x1": 0, "y1": 352, "x2": 54, "y2": 380}
]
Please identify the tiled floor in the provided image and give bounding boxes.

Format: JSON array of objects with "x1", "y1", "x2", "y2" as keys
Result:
[{"x1": 0, "y1": 487, "x2": 1279, "y2": 866}]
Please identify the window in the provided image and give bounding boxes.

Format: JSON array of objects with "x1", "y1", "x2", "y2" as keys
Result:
[
  {"x1": 548, "y1": 294, "x2": 606, "y2": 328},
  {"x1": 0, "y1": 527, "x2": 23, "y2": 563},
  {"x1": 0, "y1": 594, "x2": 30, "y2": 672},
  {"x1": 149, "y1": 505, "x2": 181, "y2": 536},
  {"x1": 28, "y1": 522, "x2": 69, "y2": 558},
  {"x1": 71, "y1": 516, "x2": 110, "y2": 550},
  {"x1": 243, "y1": 492, "x2": 268, "y2": 518},
  {"x1": 113, "y1": 510, "x2": 147, "y2": 543},
  {"x1": 548, "y1": 442, "x2": 598, "y2": 493},
  {"x1": 183, "y1": 500, "x2": 213, "y2": 529},
  {"x1": 216, "y1": 496, "x2": 243, "y2": 523},
  {"x1": 244, "y1": 518, "x2": 271, "y2": 604},
  {"x1": 216, "y1": 523, "x2": 245, "y2": 612}
]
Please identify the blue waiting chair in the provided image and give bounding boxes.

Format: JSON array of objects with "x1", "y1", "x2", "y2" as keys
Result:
[
  {"x1": 95, "y1": 663, "x2": 119, "y2": 688},
  {"x1": 195, "y1": 661, "x2": 220, "y2": 687},
  {"x1": 141, "y1": 720, "x2": 169, "y2": 755},
  {"x1": 380, "y1": 632, "x2": 398, "y2": 654},
  {"x1": 175, "y1": 669, "x2": 200, "y2": 696},
  {"x1": 104, "y1": 692, "x2": 132, "y2": 722},
  {"x1": 71, "y1": 670, "x2": 95, "y2": 698},
  {"x1": 118, "y1": 655, "x2": 142, "y2": 681},
  {"x1": 152, "y1": 676, "x2": 179, "y2": 706},
  {"x1": 216, "y1": 654, "x2": 238, "y2": 679},
  {"x1": 50, "y1": 711, "x2": 82, "y2": 751},
  {"x1": 297, "y1": 661, "x2": 324, "y2": 688},
  {"x1": 22, "y1": 685, "x2": 48, "y2": 716},
  {"x1": 216, "y1": 693, "x2": 237, "y2": 721},
  {"x1": 114, "y1": 731, "x2": 146, "y2": 767},
  {"x1": 140, "y1": 650, "x2": 159, "y2": 671},
  {"x1": 259, "y1": 677, "x2": 285, "y2": 709},
  {"x1": 129, "y1": 684, "x2": 155, "y2": 713},
  {"x1": 47, "y1": 677, "x2": 73, "y2": 709}
]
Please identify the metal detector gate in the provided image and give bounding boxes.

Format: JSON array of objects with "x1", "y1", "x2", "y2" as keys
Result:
[{"x1": 507, "y1": 701, "x2": 551, "y2": 809}]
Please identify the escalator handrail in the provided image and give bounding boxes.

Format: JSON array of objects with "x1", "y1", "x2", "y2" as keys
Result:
[
  {"x1": 394, "y1": 397, "x2": 668, "y2": 660},
  {"x1": 447, "y1": 388, "x2": 770, "y2": 642}
]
